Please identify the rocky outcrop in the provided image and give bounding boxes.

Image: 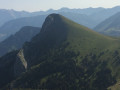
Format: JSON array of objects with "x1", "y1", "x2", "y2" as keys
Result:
[{"x1": 14, "y1": 49, "x2": 27, "y2": 77}]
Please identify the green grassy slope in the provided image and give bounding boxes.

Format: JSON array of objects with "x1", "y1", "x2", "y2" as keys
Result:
[{"x1": 2, "y1": 14, "x2": 120, "y2": 90}]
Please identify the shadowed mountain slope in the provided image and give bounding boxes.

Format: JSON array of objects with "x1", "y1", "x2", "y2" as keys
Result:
[{"x1": 0, "y1": 26, "x2": 40, "y2": 56}]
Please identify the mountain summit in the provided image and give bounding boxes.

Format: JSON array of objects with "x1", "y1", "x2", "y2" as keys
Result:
[
  {"x1": 1, "y1": 14, "x2": 120, "y2": 90},
  {"x1": 41, "y1": 14, "x2": 63, "y2": 32}
]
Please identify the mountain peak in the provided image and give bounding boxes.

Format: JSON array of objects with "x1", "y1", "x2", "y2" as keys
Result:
[
  {"x1": 45, "y1": 13, "x2": 62, "y2": 23},
  {"x1": 47, "y1": 13, "x2": 62, "y2": 17},
  {"x1": 41, "y1": 14, "x2": 63, "y2": 32}
]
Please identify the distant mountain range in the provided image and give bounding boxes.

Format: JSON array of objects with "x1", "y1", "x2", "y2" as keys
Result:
[
  {"x1": 1, "y1": 6, "x2": 120, "y2": 26},
  {"x1": 0, "y1": 15, "x2": 47, "y2": 41},
  {"x1": 1, "y1": 14, "x2": 120, "y2": 90},
  {"x1": 94, "y1": 12, "x2": 120, "y2": 36},
  {"x1": 0, "y1": 12, "x2": 98, "y2": 42},
  {"x1": 0, "y1": 9, "x2": 31, "y2": 26},
  {"x1": 1, "y1": 6, "x2": 120, "y2": 41},
  {"x1": 0, "y1": 26, "x2": 40, "y2": 57}
]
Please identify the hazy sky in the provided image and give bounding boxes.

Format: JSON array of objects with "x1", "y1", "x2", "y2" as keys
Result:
[{"x1": 0, "y1": 0, "x2": 120, "y2": 12}]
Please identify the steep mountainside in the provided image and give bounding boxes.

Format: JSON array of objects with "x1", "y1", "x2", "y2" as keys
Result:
[
  {"x1": 94, "y1": 12, "x2": 120, "y2": 36},
  {"x1": 59, "y1": 12, "x2": 96, "y2": 28},
  {"x1": 0, "y1": 26, "x2": 40, "y2": 56},
  {"x1": 1, "y1": 14, "x2": 120, "y2": 90}
]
